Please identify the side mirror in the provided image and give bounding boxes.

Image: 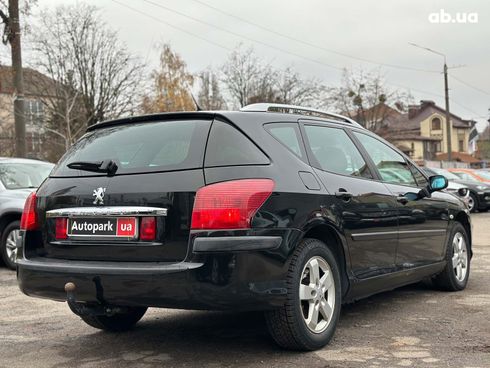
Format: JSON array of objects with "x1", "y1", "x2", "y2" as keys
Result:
[
  {"x1": 402, "y1": 175, "x2": 449, "y2": 203},
  {"x1": 429, "y1": 175, "x2": 448, "y2": 192}
]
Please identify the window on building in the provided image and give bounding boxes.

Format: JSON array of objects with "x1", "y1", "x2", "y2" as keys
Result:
[
  {"x1": 458, "y1": 140, "x2": 464, "y2": 152},
  {"x1": 435, "y1": 142, "x2": 442, "y2": 152},
  {"x1": 25, "y1": 99, "x2": 44, "y2": 126},
  {"x1": 431, "y1": 117, "x2": 442, "y2": 130}
]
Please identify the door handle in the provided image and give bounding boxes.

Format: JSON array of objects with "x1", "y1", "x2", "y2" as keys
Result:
[
  {"x1": 396, "y1": 195, "x2": 409, "y2": 205},
  {"x1": 335, "y1": 190, "x2": 353, "y2": 201}
]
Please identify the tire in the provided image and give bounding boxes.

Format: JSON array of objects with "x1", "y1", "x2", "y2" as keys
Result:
[
  {"x1": 468, "y1": 192, "x2": 478, "y2": 213},
  {"x1": 1, "y1": 220, "x2": 20, "y2": 270},
  {"x1": 79, "y1": 307, "x2": 147, "y2": 332},
  {"x1": 433, "y1": 223, "x2": 470, "y2": 291},
  {"x1": 265, "y1": 238, "x2": 342, "y2": 351}
]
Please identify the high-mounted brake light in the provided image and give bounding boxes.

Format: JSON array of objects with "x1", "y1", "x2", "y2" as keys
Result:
[
  {"x1": 191, "y1": 179, "x2": 275, "y2": 230},
  {"x1": 20, "y1": 192, "x2": 38, "y2": 231}
]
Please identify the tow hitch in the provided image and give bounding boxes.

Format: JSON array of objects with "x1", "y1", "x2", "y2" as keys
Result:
[{"x1": 64, "y1": 282, "x2": 127, "y2": 317}]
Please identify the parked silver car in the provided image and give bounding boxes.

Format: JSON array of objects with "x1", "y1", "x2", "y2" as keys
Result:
[
  {"x1": 423, "y1": 167, "x2": 476, "y2": 211},
  {"x1": 0, "y1": 158, "x2": 54, "y2": 269}
]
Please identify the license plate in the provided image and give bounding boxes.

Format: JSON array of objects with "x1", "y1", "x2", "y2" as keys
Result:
[{"x1": 67, "y1": 217, "x2": 137, "y2": 238}]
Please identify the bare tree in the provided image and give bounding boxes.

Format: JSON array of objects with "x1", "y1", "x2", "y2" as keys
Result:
[
  {"x1": 222, "y1": 45, "x2": 325, "y2": 108},
  {"x1": 31, "y1": 3, "x2": 144, "y2": 143},
  {"x1": 326, "y1": 68, "x2": 412, "y2": 132},
  {"x1": 197, "y1": 69, "x2": 226, "y2": 110},
  {"x1": 274, "y1": 67, "x2": 324, "y2": 106},
  {"x1": 221, "y1": 45, "x2": 274, "y2": 107},
  {"x1": 0, "y1": 0, "x2": 36, "y2": 41}
]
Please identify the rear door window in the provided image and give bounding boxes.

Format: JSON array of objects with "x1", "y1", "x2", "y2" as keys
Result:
[
  {"x1": 303, "y1": 125, "x2": 373, "y2": 178},
  {"x1": 51, "y1": 119, "x2": 211, "y2": 177},
  {"x1": 205, "y1": 121, "x2": 269, "y2": 167}
]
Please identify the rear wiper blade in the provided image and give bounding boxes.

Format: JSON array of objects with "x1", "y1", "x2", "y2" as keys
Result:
[{"x1": 67, "y1": 159, "x2": 118, "y2": 176}]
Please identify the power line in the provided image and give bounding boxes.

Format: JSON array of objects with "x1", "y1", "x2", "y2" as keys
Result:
[
  {"x1": 111, "y1": 0, "x2": 232, "y2": 51},
  {"x1": 189, "y1": 0, "x2": 440, "y2": 74},
  {"x1": 450, "y1": 98, "x2": 487, "y2": 118},
  {"x1": 113, "y1": 0, "x2": 486, "y2": 119},
  {"x1": 125, "y1": 1, "x2": 443, "y2": 95},
  {"x1": 450, "y1": 73, "x2": 490, "y2": 96},
  {"x1": 139, "y1": 0, "x2": 343, "y2": 71}
]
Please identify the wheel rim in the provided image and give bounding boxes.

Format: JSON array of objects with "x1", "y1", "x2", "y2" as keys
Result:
[
  {"x1": 5, "y1": 228, "x2": 20, "y2": 265},
  {"x1": 299, "y1": 256, "x2": 335, "y2": 334},
  {"x1": 452, "y1": 232, "x2": 468, "y2": 282},
  {"x1": 467, "y1": 196, "x2": 474, "y2": 211}
]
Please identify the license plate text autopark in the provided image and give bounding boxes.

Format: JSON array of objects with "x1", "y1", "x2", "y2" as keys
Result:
[{"x1": 68, "y1": 217, "x2": 137, "y2": 237}]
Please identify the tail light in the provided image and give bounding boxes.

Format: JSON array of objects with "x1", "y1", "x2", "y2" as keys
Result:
[
  {"x1": 140, "y1": 217, "x2": 156, "y2": 241},
  {"x1": 20, "y1": 192, "x2": 38, "y2": 231},
  {"x1": 191, "y1": 179, "x2": 274, "y2": 230},
  {"x1": 55, "y1": 218, "x2": 68, "y2": 239}
]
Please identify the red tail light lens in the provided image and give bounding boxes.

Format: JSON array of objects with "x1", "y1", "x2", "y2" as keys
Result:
[
  {"x1": 55, "y1": 218, "x2": 68, "y2": 240},
  {"x1": 191, "y1": 179, "x2": 275, "y2": 230},
  {"x1": 140, "y1": 217, "x2": 156, "y2": 241},
  {"x1": 20, "y1": 192, "x2": 38, "y2": 231}
]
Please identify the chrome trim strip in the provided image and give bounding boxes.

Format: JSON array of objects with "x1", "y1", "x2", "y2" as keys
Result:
[
  {"x1": 398, "y1": 229, "x2": 446, "y2": 234},
  {"x1": 46, "y1": 206, "x2": 168, "y2": 218},
  {"x1": 351, "y1": 229, "x2": 447, "y2": 240}
]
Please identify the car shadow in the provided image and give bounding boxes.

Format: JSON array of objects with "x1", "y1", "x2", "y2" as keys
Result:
[{"x1": 51, "y1": 282, "x2": 434, "y2": 368}]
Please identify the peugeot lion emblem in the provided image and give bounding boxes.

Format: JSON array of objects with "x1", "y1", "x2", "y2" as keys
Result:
[{"x1": 92, "y1": 187, "x2": 106, "y2": 205}]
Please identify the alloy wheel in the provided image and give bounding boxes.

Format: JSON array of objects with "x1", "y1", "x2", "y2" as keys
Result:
[
  {"x1": 452, "y1": 232, "x2": 468, "y2": 282},
  {"x1": 299, "y1": 256, "x2": 335, "y2": 334},
  {"x1": 5, "y1": 228, "x2": 20, "y2": 265},
  {"x1": 467, "y1": 196, "x2": 475, "y2": 212}
]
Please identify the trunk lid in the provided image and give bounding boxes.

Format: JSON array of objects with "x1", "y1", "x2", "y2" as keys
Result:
[{"x1": 27, "y1": 117, "x2": 212, "y2": 262}]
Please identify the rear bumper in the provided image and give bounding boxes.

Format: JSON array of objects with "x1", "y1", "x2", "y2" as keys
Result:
[{"x1": 17, "y1": 232, "x2": 300, "y2": 311}]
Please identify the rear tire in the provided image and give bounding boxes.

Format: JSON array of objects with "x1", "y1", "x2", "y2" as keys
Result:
[
  {"x1": 1, "y1": 220, "x2": 20, "y2": 270},
  {"x1": 80, "y1": 307, "x2": 147, "y2": 332},
  {"x1": 265, "y1": 238, "x2": 341, "y2": 351},
  {"x1": 433, "y1": 223, "x2": 470, "y2": 291}
]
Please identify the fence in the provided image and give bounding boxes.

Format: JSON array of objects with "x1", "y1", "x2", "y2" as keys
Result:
[{"x1": 424, "y1": 160, "x2": 470, "y2": 169}]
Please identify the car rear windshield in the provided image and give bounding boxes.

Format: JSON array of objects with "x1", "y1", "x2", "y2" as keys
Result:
[{"x1": 51, "y1": 119, "x2": 212, "y2": 177}]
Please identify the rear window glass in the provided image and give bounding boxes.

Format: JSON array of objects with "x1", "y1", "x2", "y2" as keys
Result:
[
  {"x1": 205, "y1": 121, "x2": 269, "y2": 167},
  {"x1": 52, "y1": 119, "x2": 211, "y2": 177},
  {"x1": 265, "y1": 123, "x2": 305, "y2": 159}
]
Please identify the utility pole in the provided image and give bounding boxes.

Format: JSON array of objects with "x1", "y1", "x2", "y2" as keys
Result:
[
  {"x1": 409, "y1": 43, "x2": 452, "y2": 161},
  {"x1": 9, "y1": 0, "x2": 26, "y2": 157},
  {"x1": 443, "y1": 63, "x2": 452, "y2": 161},
  {"x1": 1, "y1": 0, "x2": 26, "y2": 157}
]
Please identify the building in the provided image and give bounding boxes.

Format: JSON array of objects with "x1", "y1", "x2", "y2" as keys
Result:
[
  {"x1": 380, "y1": 100, "x2": 478, "y2": 166},
  {"x1": 0, "y1": 66, "x2": 57, "y2": 158}
]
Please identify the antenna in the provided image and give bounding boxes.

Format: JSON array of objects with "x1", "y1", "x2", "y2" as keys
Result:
[
  {"x1": 183, "y1": 79, "x2": 203, "y2": 111},
  {"x1": 190, "y1": 92, "x2": 203, "y2": 111}
]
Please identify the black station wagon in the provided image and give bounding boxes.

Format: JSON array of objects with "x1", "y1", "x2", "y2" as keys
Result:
[{"x1": 17, "y1": 103, "x2": 472, "y2": 350}]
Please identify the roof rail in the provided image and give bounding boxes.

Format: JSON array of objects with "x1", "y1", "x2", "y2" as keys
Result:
[{"x1": 240, "y1": 103, "x2": 363, "y2": 128}]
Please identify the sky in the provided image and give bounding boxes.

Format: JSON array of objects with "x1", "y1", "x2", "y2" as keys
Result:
[{"x1": 16, "y1": 0, "x2": 490, "y2": 131}]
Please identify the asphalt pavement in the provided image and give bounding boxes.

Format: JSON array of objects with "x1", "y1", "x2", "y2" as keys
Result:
[{"x1": 1, "y1": 213, "x2": 489, "y2": 368}]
